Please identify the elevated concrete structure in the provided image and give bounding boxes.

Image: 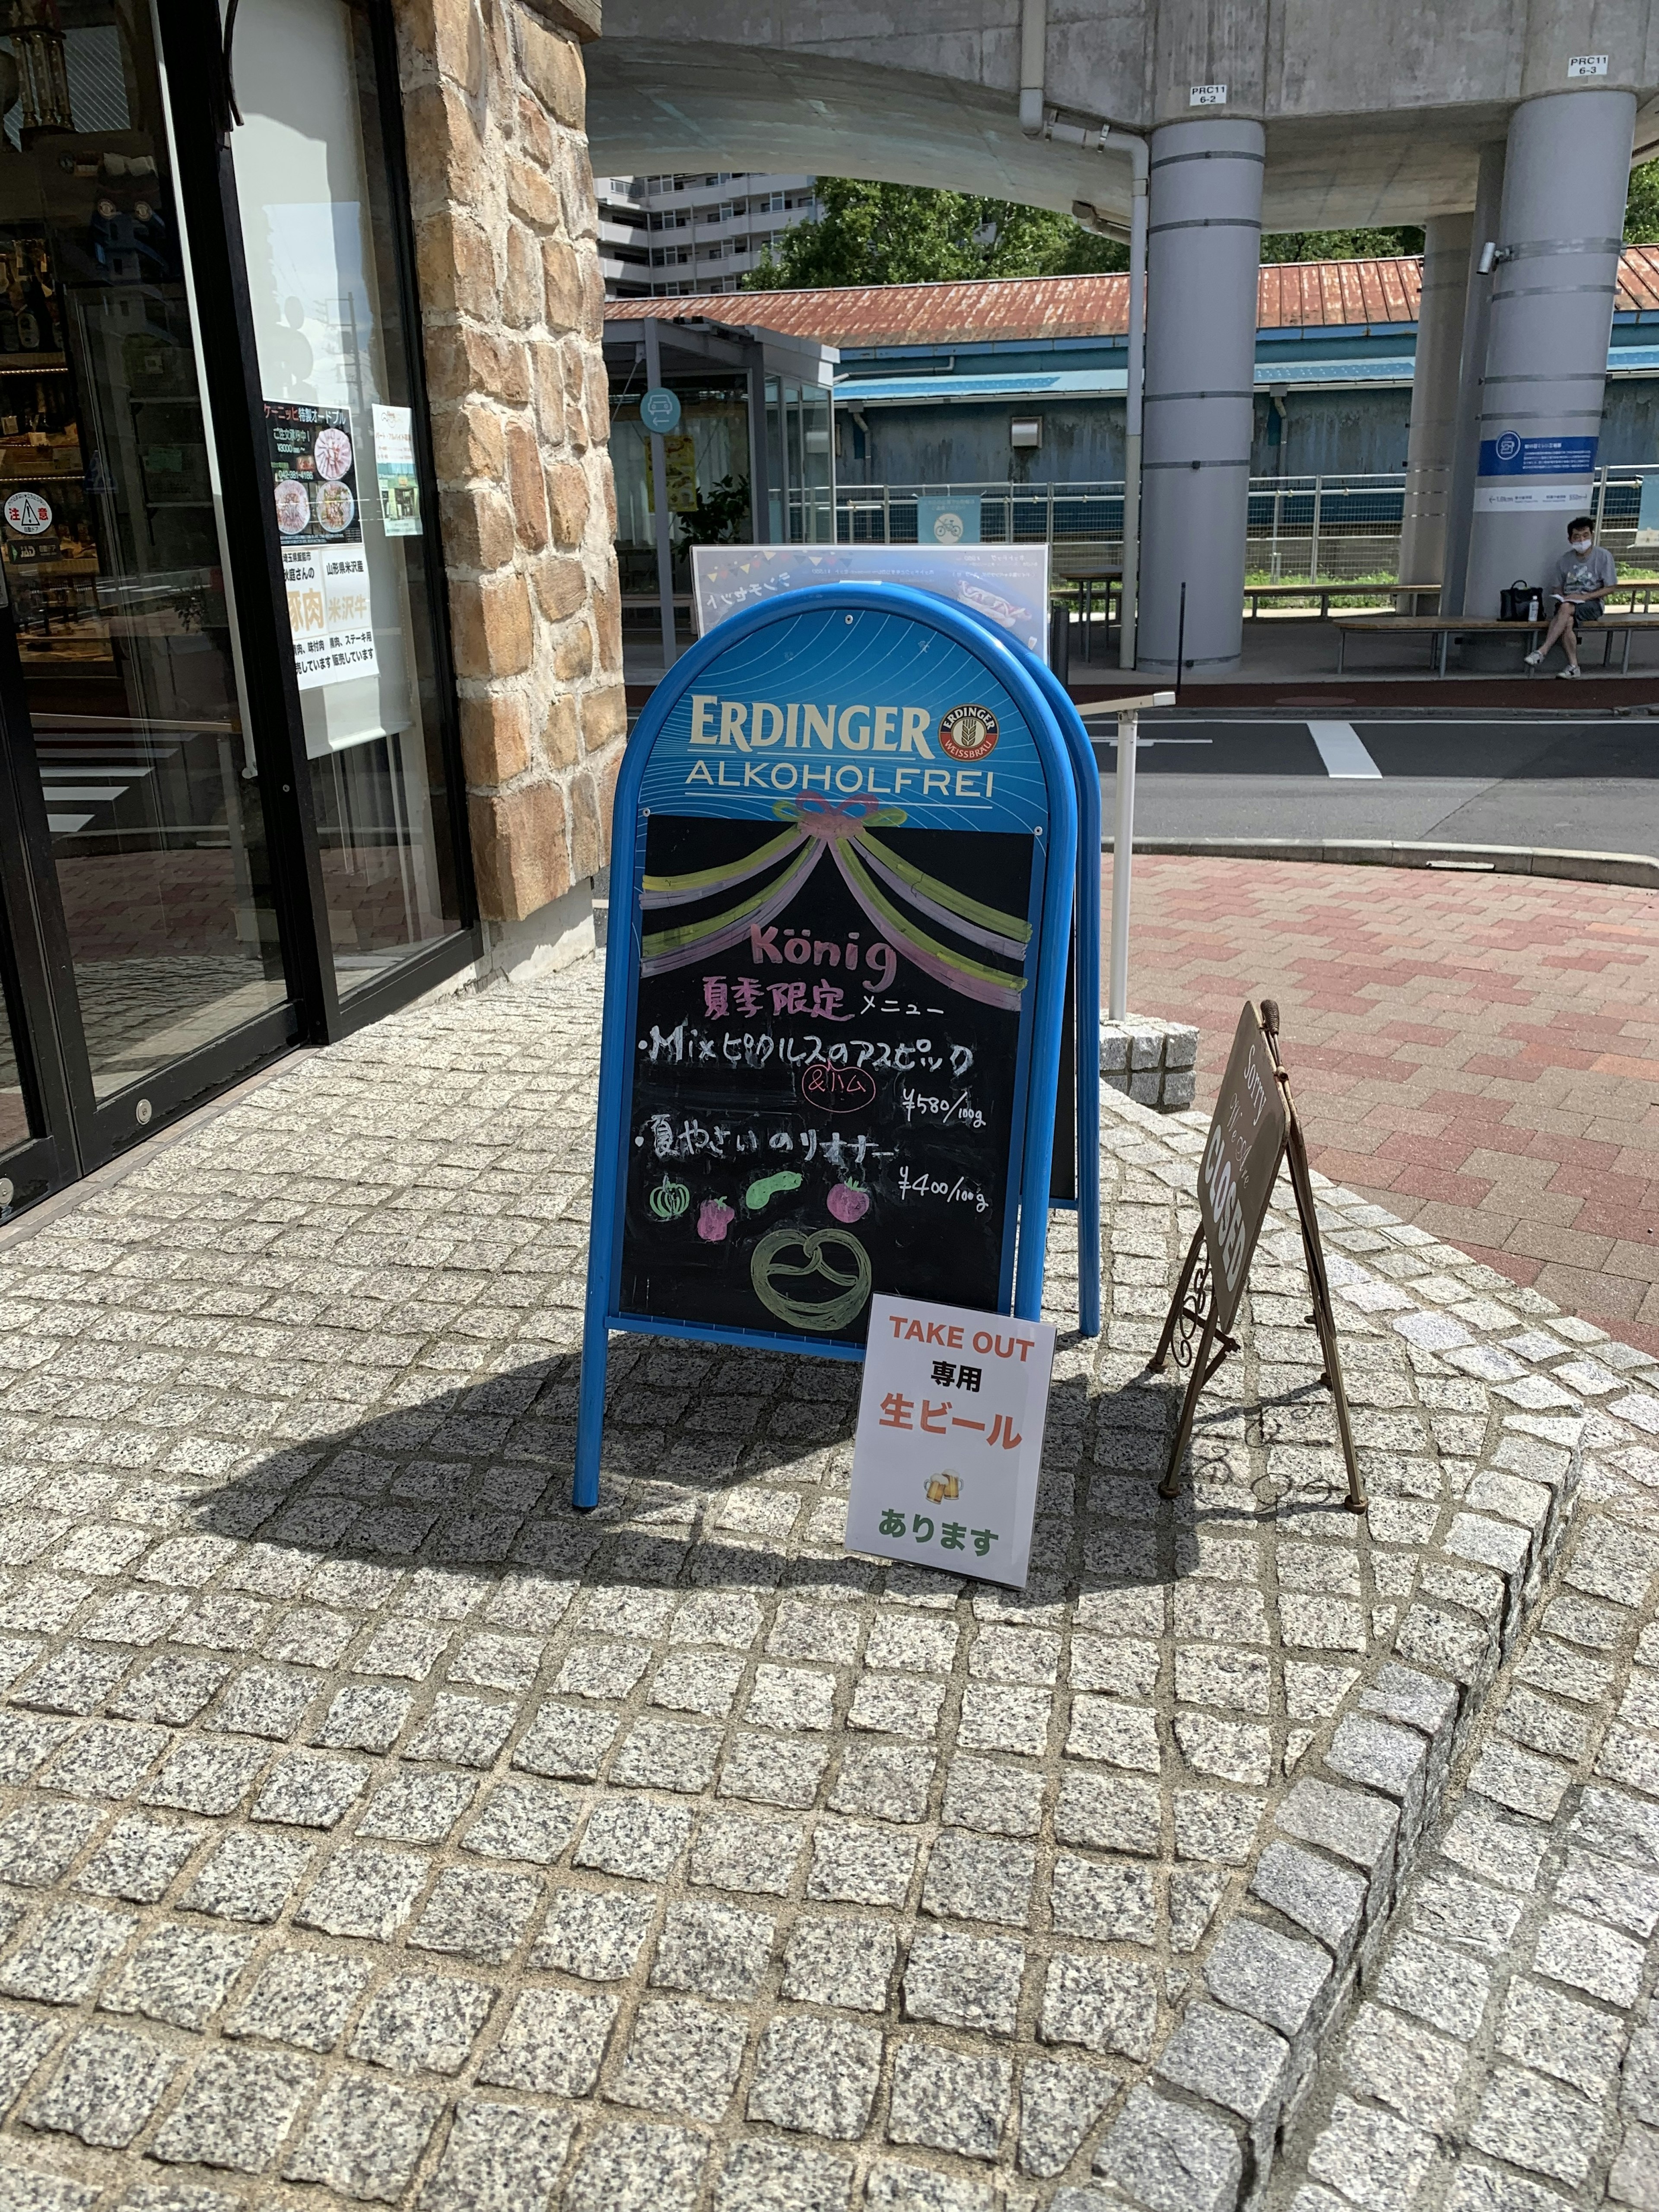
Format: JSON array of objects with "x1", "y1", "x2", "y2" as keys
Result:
[
  {"x1": 588, "y1": 4, "x2": 1659, "y2": 672},
  {"x1": 588, "y1": 3, "x2": 1659, "y2": 231}
]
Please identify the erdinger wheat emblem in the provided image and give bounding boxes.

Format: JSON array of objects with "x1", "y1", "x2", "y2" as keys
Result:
[{"x1": 938, "y1": 704, "x2": 1000, "y2": 762}]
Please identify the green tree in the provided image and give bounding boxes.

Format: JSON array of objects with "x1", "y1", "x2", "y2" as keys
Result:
[
  {"x1": 1625, "y1": 158, "x2": 1659, "y2": 239},
  {"x1": 741, "y1": 178, "x2": 1124, "y2": 289},
  {"x1": 1258, "y1": 225, "x2": 1424, "y2": 261}
]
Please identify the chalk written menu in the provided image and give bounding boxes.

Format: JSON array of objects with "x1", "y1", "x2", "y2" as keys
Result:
[{"x1": 620, "y1": 810, "x2": 1036, "y2": 1344}]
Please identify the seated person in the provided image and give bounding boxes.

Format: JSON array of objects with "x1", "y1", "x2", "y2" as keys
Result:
[{"x1": 1526, "y1": 517, "x2": 1617, "y2": 677}]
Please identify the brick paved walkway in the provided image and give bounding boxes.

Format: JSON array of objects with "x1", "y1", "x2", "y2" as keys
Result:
[
  {"x1": 0, "y1": 964, "x2": 1646, "y2": 2210},
  {"x1": 1108, "y1": 857, "x2": 1659, "y2": 1358}
]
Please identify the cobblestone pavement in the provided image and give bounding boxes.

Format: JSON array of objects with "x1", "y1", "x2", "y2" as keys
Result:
[
  {"x1": 1105, "y1": 857, "x2": 1659, "y2": 1355},
  {"x1": 1267, "y1": 1430, "x2": 1659, "y2": 2212},
  {"x1": 0, "y1": 960, "x2": 1651, "y2": 2211}
]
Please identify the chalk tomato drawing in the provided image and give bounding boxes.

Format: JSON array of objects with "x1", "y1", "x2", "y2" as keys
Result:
[
  {"x1": 826, "y1": 1180, "x2": 870, "y2": 1223},
  {"x1": 800, "y1": 1064, "x2": 877, "y2": 1116}
]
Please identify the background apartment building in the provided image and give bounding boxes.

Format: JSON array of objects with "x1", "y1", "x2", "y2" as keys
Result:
[{"x1": 597, "y1": 172, "x2": 822, "y2": 296}]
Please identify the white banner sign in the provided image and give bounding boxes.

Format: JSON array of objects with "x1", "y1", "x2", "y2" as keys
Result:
[
  {"x1": 283, "y1": 543, "x2": 379, "y2": 691},
  {"x1": 1473, "y1": 482, "x2": 1594, "y2": 512},
  {"x1": 845, "y1": 1294, "x2": 1055, "y2": 1589},
  {"x1": 693, "y1": 544, "x2": 1052, "y2": 662}
]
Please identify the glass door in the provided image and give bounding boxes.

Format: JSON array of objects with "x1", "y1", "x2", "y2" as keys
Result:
[
  {"x1": 0, "y1": 0, "x2": 297, "y2": 1178},
  {"x1": 227, "y1": 0, "x2": 465, "y2": 1001}
]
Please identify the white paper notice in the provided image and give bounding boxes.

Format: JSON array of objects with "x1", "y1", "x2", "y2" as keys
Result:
[
  {"x1": 845, "y1": 1294, "x2": 1055, "y2": 1589},
  {"x1": 283, "y1": 543, "x2": 379, "y2": 691}
]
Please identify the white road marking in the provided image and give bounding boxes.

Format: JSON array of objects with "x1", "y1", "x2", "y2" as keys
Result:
[
  {"x1": 45, "y1": 814, "x2": 92, "y2": 833},
  {"x1": 1308, "y1": 720, "x2": 1382, "y2": 777},
  {"x1": 38, "y1": 787, "x2": 125, "y2": 803}
]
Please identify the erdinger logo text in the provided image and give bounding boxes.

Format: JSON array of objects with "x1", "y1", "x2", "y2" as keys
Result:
[{"x1": 689, "y1": 697, "x2": 937, "y2": 756}]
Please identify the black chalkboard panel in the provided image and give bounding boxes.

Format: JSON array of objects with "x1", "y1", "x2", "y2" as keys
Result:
[{"x1": 619, "y1": 814, "x2": 1037, "y2": 1344}]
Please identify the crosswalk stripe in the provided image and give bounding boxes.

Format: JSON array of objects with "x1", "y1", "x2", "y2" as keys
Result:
[{"x1": 1307, "y1": 720, "x2": 1382, "y2": 778}]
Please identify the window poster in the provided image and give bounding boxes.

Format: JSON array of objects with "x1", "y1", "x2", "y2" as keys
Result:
[
  {"x1": 371, "y1": 404, "x2": 421, "y2": 536},
  {"x1": 265, "y1": 400, "x2": 378, "y2": 691}
]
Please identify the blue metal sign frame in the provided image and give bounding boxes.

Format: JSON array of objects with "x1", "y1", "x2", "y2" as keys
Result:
[
  {"x1": 1001, "y1": 632, "x2": 1102, "y2": 1341},
  {"x1": 573, "y1": 582, "x2": 1081, "y2": 1509}
]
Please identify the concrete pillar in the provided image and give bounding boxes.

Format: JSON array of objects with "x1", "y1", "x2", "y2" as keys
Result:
[
  {"x1": 1396, "y1": 213, "x2": 1472, "y2": 598},
  {"x1": 1463, "y1": 89, "x2": 1636, "y2": 625},
  {"x1": 1443, "y1": 142, "x2": 1506, "y2": 615},
  {"x1": 1137, "y1": 116, "x2": 1265, "y2": 676}
]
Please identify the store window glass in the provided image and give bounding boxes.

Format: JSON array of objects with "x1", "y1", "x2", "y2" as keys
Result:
[
  {"x1": 0, "y1": 0, "x2": 286, "y2": 1099},
  {"x1": 612, "y1": 382, "x2": 751, "y2": 595},
  {"x1": 766, "y1": 375, "x2": 832, "y2": 545},
  {"x1": 229, "y1": 0, "x2": 462, "y2": 997},
  {"x1": 0, "y1": 964, "x2": 33, "y2": 1157}
]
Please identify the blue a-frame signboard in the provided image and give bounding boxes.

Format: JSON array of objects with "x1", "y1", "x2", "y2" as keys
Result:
[{"x1": 574, "y1": 582, "x2": 1087, "y2": 1508}]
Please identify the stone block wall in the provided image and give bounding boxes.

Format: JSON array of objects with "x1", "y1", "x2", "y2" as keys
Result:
[
  {"x1": 1101, "y1": 1014, "x2": 1199, "y2": 1111},
  {"x1": 393, "y1": 0, "x2": 625, "y2": 973}
]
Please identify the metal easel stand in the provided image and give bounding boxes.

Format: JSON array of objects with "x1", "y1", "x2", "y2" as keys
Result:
[
  {"x1": 1147, "y1": 1223, "x2": 1240, "y2": 1501},
  {"x1": 1146, "y1": 1001, "x2": 1367, "y2": 1513}
]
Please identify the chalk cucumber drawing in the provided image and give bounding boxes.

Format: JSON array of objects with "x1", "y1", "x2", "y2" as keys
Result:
[{"x1": 744, "y1": 1170, "x2": 804, "y2": 1212}]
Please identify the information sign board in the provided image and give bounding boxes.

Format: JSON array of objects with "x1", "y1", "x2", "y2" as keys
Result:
[
  {"x1": 1150, "y1": 1000, "x2": 1366, "y2": 1512},
  {"x1": 575, "y1": 582, "x2": 1080, "y2": 1507},
  {"x1": 1198, "y1": 1001, "x2": 1287, "y2": 1335},
  {"x1": 845, "y1": 1293, "x2": 1055, "y2": 1588}
]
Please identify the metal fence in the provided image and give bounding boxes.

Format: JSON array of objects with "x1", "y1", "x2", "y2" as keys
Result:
[{"x1": 827, "y1": 467, "x2": 1659, "y2": 587}]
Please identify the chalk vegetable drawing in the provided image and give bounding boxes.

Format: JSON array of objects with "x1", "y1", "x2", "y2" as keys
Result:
[
  {"x1": 649, "y1": 1177, "x2": 690, "y2": 1221},
  {"x1": 827, "y1": 1179, "x2": 871, "y2": 1223},
  {"x1": 697, "y1": 1198, "x2": 734, "y2": 1242},
  {"x1": 744, "y1": 1170, "x2": 804, "y2": 1212}
]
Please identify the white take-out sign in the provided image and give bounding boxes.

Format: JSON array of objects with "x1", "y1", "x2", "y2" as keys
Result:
[{"x1": 845, "y1": 1293, "x2": 1056, "y2": 1589}]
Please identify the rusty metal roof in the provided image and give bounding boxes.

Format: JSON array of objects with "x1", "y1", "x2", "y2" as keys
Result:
[{"x1": 609, "y1": 251, "x2": 1659, "y2": 347}]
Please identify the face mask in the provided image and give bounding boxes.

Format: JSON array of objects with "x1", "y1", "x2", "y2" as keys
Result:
[{"x1": 1570, "y1": 540, "x2": 1591, "y2": 554}]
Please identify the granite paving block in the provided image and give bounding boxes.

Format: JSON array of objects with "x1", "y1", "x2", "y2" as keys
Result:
[
  {"x1": 902, "y1": 1930, "x2": 1024, "y2": 2035},
  {"x1": 477, "y1": 1984, "x2": 617, "y2": 2095},
  {"x1": 748, "y1": 2015, "x2": 885, "y2": 2139},
  {"x1": 887, "y1": 2042, "x2": 1012, "y2": 2161},
  {"x1": 1017, "y1": 2059, "x2": 1120, "y2": 2178},
  {"x1": 348, "y1": 1970, "x2": 496, "y2": 2075},
  {"x1": 563, "y1": 2120, "x2": 709, "y2": 2212},
  {"x1": 284, "y1": 2072, "x2": 443, "y2": 2201},
  {"x1": 418, "y1": 2095, "x2": 577, "y2": 2212},
  {"x1": 0, "y1": 957, "x2": 1644, "y2": 2212},
  {"x1": 98, "y1": 1922, "x2": 255, "y2": 2030},
  {"x1": 25, "y1": 2025, "x2": 181, "y2": 2147},
  {"x1": 149, "y1": 2046, "x2": 316, "y2": 2172},
  {"x1": 223, "y1": 1948, "x2": 370, "y2": 2053},
  {"x1": 613, "y1": 1996, "x2": 749, "y2": 2122}
]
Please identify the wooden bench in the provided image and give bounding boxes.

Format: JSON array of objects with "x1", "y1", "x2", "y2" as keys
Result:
[
  {"x1": 1335, "y1": 613, "x2": 1659, "y2": 677},
  {"x1": 1247, "y1": 581, "x2": 1441, "y2": 620}
]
